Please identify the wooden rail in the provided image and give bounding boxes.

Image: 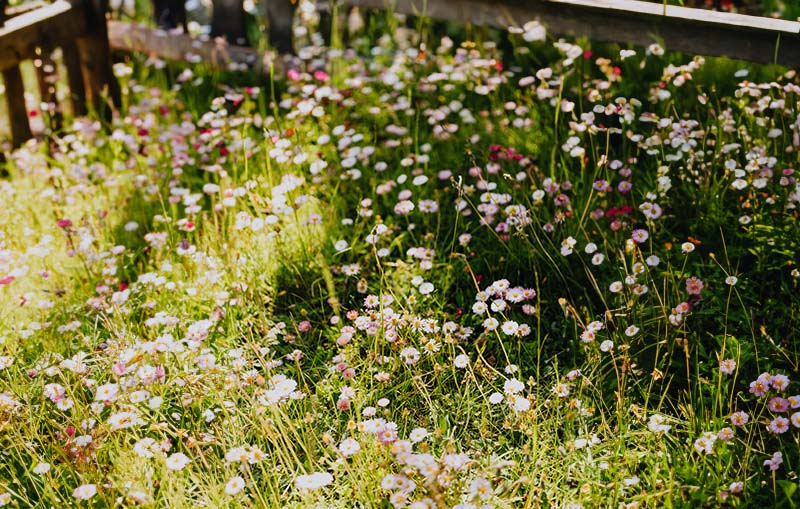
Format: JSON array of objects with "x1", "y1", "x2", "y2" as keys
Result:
[
  {"x1": 106, "y1": 21, "x2": 279, "y2": 73},
  {"x1": 106, "y1": 0, "x2": 800, "y2": 80},
  {"x1": 338, "y1": 0, "x2": 800, "y2": 66}
]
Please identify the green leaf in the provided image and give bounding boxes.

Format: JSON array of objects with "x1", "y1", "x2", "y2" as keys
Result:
[{"x1": 778, "y1": 480, "x2": 798, "y2": 508}]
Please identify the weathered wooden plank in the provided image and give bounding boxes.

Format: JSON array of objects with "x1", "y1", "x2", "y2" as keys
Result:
[
  {"x1": 0, "y1": 0, "x2": 88, "y2": 71},
  {"x1": 2, "y1": 66, "x2": 33, "y2": 146},
  {"x1": 336, "y1": 0, "x2": 800, "y2": 65},
  {"x1": 107, "y1": 20, "x2": 280, "y2": 73},
  {"x1": 73, "y1": 0, "x2": 121, "y2": 114},
  {"x1": 559, "y1": 0, "x2": 800, "y2": 32},
  {"x1": 61, "y1": 41, "x2": 87, "y2": 116},
  {"x1": 543, "y1": 0, "x2": 800, "y2": 65}
]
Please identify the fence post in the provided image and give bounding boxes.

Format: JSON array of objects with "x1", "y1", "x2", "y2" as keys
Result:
[
  {"x1": 0, "y1": 0, "x2": 31, "y2": 147},
  {"x1": 152, "y1": 0, "x2": 187, "y2": 31},
  {"x1": 72, "y1": 0, "x2": 121, "y2": 117},
  {"x1": 2, "y1": 67, "x2": 33, "y2": 146},
  {"x1": 265, "y1": 0, "x2": 295, "y2": 54},
  {"x1": 61, "y1": 41, "x2": 88, "y2": 116},
  {"x1": 211, "y1": 0, "x2": 247, "y2": 45}
]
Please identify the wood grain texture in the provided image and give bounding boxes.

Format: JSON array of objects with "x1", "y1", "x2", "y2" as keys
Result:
[{"x1": 107, "y1": 20, "x2": 281, "y2": 73}]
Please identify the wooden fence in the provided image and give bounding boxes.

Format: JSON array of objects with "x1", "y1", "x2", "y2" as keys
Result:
[
  {"x1": 0, "y1": 0, "x2": 119, "y2": 146},
  {"x1": 2, "y1": 0, "x2": 800, "y2": 148},
  {"x1": 106, "y1": 20, "x2": 278, "y2": 74},
  {"x1": 339, "y1": 0, "x2": 800, "y2": 66}
]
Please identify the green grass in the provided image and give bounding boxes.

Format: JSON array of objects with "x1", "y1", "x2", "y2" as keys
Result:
[{"x1": 1, "y1": 7, "x2": 800, "y2": 508}]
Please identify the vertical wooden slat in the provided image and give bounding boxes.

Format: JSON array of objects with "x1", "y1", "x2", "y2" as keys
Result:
[
  {"x1": 72, "y1": 0, "x2": 121, "y2": 117},
  {"x1": 211, "y1": 0, "x2": 247, "y2": 45},
  {"x1": 61, "y1": 40, "x2": 87, "y2": 116},
  {"x1": 2, "y1": 66, "x2": 33, "y2": 146},
  {"x1": 152, "y1": 0, "x2": 186, "y2": 31},
  {"x1": 265, "y1": 0, "x2": 295, "y2": 54}
]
